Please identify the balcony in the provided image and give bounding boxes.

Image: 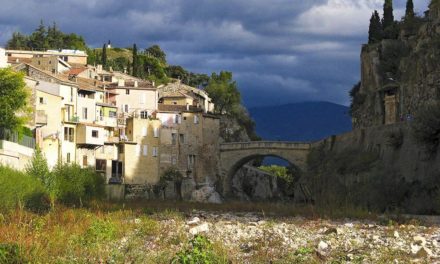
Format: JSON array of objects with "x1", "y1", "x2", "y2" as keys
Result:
[
  {"x1": 106, "y1": 136, "x2": 119, "y2": 144},
  {"x1": 95, "y1": 116, "x2": 117, "y2": 127},
  {"x1": 35, "y1": 110, "x2": 47, "y2": 125},
  {"x1": 76, "y1": 124, "x2": 104, "y2": 146},
  {"x1": 63, "y1": 115, "x2": 79, "y2": 123}
]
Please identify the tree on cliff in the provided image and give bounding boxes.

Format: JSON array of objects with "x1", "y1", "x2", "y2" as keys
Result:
[
  {"x1": 132, "y1": 43, "x2": 139, "y2": 77},
  {"x1": 101, "y1": 43, "x2": 107, "y2": 69},
  {"x1": 405, "y1": 0, "x2": 415, "y2": 18},
  {"x1": 0, "y1": 68, "x2": 31, "y2": 132},
  {"x1": 368, "y1": 10, "x2": 383, "y2": 44},
  {"x1": 382, "y1": 0, "x2": 394, "y2": 29},
  {"x1": 145, "y1": 45, "x2": 166, "y2": 64},
  {"x1": 205, "y1": 71, "x2": 241, "y2": 114}
]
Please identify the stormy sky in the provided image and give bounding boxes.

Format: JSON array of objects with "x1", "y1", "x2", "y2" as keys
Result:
[{"x1": 0, "y1": 0, "x2": 430, "y2": 107}]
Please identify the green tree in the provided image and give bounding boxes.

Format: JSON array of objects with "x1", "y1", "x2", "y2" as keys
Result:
[
  {"x1": 368, "y1": 10, "x2": 383, "y2": 44},
  {"x1": 0, "y1": 68, "x2": 31, "y2": 132},
  {"x1": 166, "y1": 65, "x2": 188, "y2": 81},
  {"x1": 205, "y1": 71, "x2": 241, "y2": 114},
  {"x1": 101, "y1": 43, "x2": 107, "y2": 69},
  {"x1": 145, "y1": 44, "x2": 166, "y2": 63},
  {"x1": 26, "y1": 148, "x2": 50, "y2": 185},
  {"x1": 6, "y1": 32, "x2": 29, "y2": 49},
  {"x1": 47, "y1": 22, "x2": 63, "y2": 49},
  {"x1": 29, "y1": 20, "x2": 48, "y2": 50},
  {"x1": 405, "y1": 0, "x2": 415, "y2": 18},
  {"x1": 132, "y1": 43, "x2": 139, "y2": 77},
  {"x1": 382, "y1": 0, "x2": 394, "y2": 30}
]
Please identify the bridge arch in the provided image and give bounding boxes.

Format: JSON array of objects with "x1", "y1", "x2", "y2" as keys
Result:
[{"x1": 219, "y1": 141, "x2": 311, "y2": 196}]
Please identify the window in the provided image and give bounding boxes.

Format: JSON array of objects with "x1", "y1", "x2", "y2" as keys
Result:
[
  {"x1": 64, "y1": 127, "x2": 74, "y2": 142},
  {"x1": 142, "y1": 127, "x2": 147, "y2": 137},
  {"x1": 143, "y1": 145, "x2": 148, "y2": 156},
  {"x1": 171, "y1": 133, "x2": 177, "y2": 145},
  {"x1": 152, "y1": 147, "x2": 158, "y2": 157},
  {"x1": 67, "y1": 153, "x2": 71, "y2": 163},
  {"x1": 124, "y1": 104, "x2": 129, "y2": 113},
  {"x1": 153, "y1": 127, "x2": 159, "y2": 138},
  {"x1": 109, "y1": 111, "x2": 117, "y2": 118},
  {"x1": 126, "y1": 89, "x2": 130, "y2": 95},
  {"x1": 174, "y1": 114, "x2": 181, "y2": 124},
  {"x1": 194, "y1": 115, "x2": 199, "y2": 124},
  {"x1": 135, "y1": 144, "x2": 141, "y2": 157},
  {"x1": 39, "y1": 97, "x2": 45, "y2": 104},
  {"x1": 118, "y1": 144, "x2": 124, "y2": 154},
  {"x1": 92, "y1": 130, "x2": 98, "y2": 138},
  {"x1": 179, "y1": 134, "x2": 185, "y2": 144},
  {"x1": 96, "y1": 159, "x2": 106, "y2": 171},
  {"x1": 83, "y1": 155, "x2": 88, "y2": 167},
  {"x1": 140, "y1": 111, "x2": 148, "y2": 119},
  {"x1": 187, "y1": 155, "x2": 196, "y2": 170},
  {"x1": 82, "y1": 107, "x2": 88, "y2": 119}
]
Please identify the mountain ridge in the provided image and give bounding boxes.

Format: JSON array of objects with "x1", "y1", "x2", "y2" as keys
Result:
[{"x1": 249, "y1": 101, "x2": 352, "y2": 142}]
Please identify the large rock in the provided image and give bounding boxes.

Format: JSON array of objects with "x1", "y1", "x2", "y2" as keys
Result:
[
  {"x1": 181, "y1": 178, "x2": 196, "y2": 200},
  {"x1": 191, "y1": 186, "x2": 223, "y2": 203},
  {"x1": 164, "y1": 181, "x2": 178, "y2": 199}
]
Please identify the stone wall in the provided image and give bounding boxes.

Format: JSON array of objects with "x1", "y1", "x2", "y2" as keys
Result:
[{"x1": 315, "y1": 123, "x2": 440, "y2": 183}]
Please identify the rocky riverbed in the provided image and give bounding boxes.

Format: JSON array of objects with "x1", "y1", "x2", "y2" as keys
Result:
[{"x1": 150, "y1": 211, "x2": 440, "y2": 263}]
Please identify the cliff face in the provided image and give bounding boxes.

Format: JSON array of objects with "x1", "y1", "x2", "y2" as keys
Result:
[{"x1": 353, "y1": 10, "x2": 440, "y2": 129}]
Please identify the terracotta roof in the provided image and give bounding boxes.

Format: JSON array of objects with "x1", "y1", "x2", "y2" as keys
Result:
[{"x1": 68, "y1": 68, "x2": 86, "y2": 75}]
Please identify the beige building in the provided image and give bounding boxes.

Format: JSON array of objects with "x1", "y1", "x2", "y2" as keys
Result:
[
  {"x1": 30, "y1": 56, "x2": 71, "y2": 74},
  {"x1": 157, "y1": 104, "x2": 220, "y2": 185},
  {"x1": 122, "y1": 116, "x2": 161, "y2": 184},
  {"x1": 0, "y1": 47, "x2": 9, "y2": 68},
  {"x1": 6, "y1": 49, "x2": 87, "y2": 65}
]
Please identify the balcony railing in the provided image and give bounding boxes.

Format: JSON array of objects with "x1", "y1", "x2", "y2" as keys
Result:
[
  {"x1": 63, "y1": 115, "x2": 79, "y2": 123},
  {"x1": 0, "y1": 128, "x2": 35, "y2": 149}
]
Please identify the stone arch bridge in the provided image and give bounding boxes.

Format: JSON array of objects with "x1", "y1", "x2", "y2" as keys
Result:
[{"x1": 219, "y1": 141, "x2": 311, "y2": 196}]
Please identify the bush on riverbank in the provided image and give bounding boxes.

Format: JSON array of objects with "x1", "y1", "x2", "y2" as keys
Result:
[{"x1": 1, "y1": 152, "x2": 105, "y2": 212}]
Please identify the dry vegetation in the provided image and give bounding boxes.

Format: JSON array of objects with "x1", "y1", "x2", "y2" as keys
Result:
[{"x1": 0, "y1": 201, "x2": 438, "y2": 263}]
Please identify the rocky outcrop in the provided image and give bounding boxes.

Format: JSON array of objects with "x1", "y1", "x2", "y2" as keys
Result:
[
  {"x1": 352, "y1": 9, "x2": 440, "y2": 129},
  {"x1": 231, "y1": 165, "x2": 294, "y2": 201}
]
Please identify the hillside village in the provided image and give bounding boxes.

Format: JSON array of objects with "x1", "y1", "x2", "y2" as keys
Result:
[{"x1": 0, "y1": 47, "x2": 222, "y2": 201}]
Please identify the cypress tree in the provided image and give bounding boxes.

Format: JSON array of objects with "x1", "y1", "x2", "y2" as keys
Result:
[
  {"x1": 101, "y1": 43, "x2": 107, "y2": 68},
  {"x1": 405, "y1": 0, "x2": 415, "y2": 18},
  {"x1": 132, "y1": 43, "x2": 138, "y2": 77},
  {"x1": 368, "y1": 11, "x2": 383, "y2": 44},
  {"x1": 382, "y1": 0, "x2": 394, "y2": 29}
]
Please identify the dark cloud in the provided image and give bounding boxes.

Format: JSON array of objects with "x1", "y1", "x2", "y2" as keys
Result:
[{"x1": 0, "y1": 0, "x2": 430, "y2": 107}]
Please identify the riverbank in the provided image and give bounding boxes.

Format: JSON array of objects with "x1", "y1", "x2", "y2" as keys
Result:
[{"x1": 0, "y1": 202, "x2": 438, "y2": 263}]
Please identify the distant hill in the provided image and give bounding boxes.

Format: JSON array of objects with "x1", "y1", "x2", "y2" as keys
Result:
[{"x1": 249, "y1": 101, "x2": 352, "y2": 142}]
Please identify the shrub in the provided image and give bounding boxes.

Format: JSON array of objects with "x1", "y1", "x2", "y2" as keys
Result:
[
  {"x1": 411, "y1": 101, "x2": 440, "y2": 154},
  {"x1": 0, "y1": 166, "x2": 48, "y2": 212},
  {"x1": 52, "y1": 163, "x2": 105, "y2": 206},
  {"x1": 0, "y1": 243, "x2": 25, "y2": 264},
  {"x1": 172, "y1": 235, "x2": 228, "y2": 264},
  {"x1": 25, "y1": 148, "x2": 50, "y2": 187},
  {"x1": 83, "y1": 219, "x2": 117, "y2": 244}
]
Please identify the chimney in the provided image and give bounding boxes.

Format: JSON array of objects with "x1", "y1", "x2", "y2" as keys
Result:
[
  {"x1": 134, "y1": 80, "x2": 138, "y2": 87},
  {"x1": 97, "y1": 64, "x2": 102, "y2": 72}
]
